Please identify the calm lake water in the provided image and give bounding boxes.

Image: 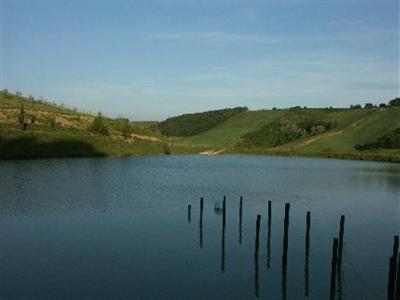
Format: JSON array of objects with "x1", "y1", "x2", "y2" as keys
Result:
[{"x1": 0, "y1": 155, "x2": 399, "y2": 299}]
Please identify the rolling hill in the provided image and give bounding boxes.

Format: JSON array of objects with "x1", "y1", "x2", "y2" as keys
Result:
[
  {"x1": 169, "y1": 105, "x2": 400, "y2": 162},
  {"x1": 0, "y1": 91, "x2": 169, "y2": 159},
  {"x1": 1, "y1": 90, "x2": 399, "y2": 162}
]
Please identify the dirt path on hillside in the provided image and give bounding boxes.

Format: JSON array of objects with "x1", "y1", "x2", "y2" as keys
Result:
[
  {"x1": 293, "y1": 116, "x2": 368, "y2": 149},
  {"x1": 199, "y1": 149, "x2": 225, "y2": 155},
  {"x1": 129, "y1": 133, "x2": 163, "y2": 142}
]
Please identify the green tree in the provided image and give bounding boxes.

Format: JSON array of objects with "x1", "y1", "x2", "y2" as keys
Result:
[
  {"x1": 90, "y1": 112, "x2": 110, "y2": 135},
  {"x1": 17, "y1": 103, "x2": 26, "y2": 129}
]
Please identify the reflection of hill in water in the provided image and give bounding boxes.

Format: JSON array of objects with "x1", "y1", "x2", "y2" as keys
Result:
[{"x1": 0, "y1": 156, "x2": 399, "y2": 217}]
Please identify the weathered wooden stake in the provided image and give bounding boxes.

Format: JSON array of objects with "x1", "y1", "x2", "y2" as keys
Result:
[
  {"x1": 304, "y1": 211, "x2": 311, "y2": 297},
  {"x1": 223, "y1": 196, "x2": 226, "y2": 227},
  {"x1": 255, "y1": 215, "x2": 261, "y2": 256},
  {"x1": 338, "y1": 215, "x2": 345, "y2": 268},
  {"x1": 389, "y1": 256, "x2": 396, "y2": 300},
  {"x1": 239, "y1": 196, "x2": 243, "y2": 245},
  {"x1": 393, "y1": 236, "x2": 399, "y2": 300},
  {"x1": 396, "y1": 252, "x2": 400, "y2": 300},
  {"x1": 200, "y1": 197, "x2": 204, "y2": 219},
  {"x1": 267, "y1": 200, "x2": 272, "y2": 269},
  {"x1": 388, "y1": 236, "x2": 399, "y2": 300},
  {"x1": 199, "y1": 197, "x2": 204, "y2": 248},
  {"x1": 330, "y1": 238, "x2": 339, "y2": 300},
  {"x1": 282, "y1": 203, "x2": 290, "y2": 275},
  {"x1": 268, "y1": 200, "x2": 272, "y2": 220},
  {"x1": 188, "y1": 205, "x2": 191, "y2": 223}
]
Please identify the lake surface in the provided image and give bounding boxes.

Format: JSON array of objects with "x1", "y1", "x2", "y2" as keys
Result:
[{"x1": 0, "y1": 155, "x2": 399, "y2": 299}]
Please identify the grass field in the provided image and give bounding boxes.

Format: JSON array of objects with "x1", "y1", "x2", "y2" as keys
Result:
[
  {"x1": 173, "y1": 109, "x2": 287, "y2": 147},
  {"x1": 174, "y1": 106, "x2": 400, "y2": 162},
  {"x1": 173, "y1": 108, "x2": 373, "y2": 148},
  {"x1": 298, "y1": 108, "x2": 400, "y2": 153}
]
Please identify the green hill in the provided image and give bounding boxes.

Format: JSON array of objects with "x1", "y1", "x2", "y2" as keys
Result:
[
  {"x1": 173, "y1": 109, "x2": 287, "y2": 148},
  {"x1": 0, "y1": 91, "x2": 168, "y2": 159},
  {"x1": 172, "y1": 105, "x2": 400, "y2": 162},
  {"x1": 158, "y1": 106, "x2": 248, "y2": 137},
  {"x1": 1, "y1": 90, "x2": 399, "y2": 162}
]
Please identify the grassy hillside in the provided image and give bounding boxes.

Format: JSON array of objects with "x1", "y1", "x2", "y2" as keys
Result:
[
  {"x1": 297, "y1": 108, "x2": 400, "y2": 153},
  {"x1": 1, "y1": 90, "x2": 399, "y2": 162},
  {"x1": 173, "y1": 106, "x2": 400, "y2": 162},
  {"x1": 173, "y1": 108, "x2": 372, "y2": 148},
  {"x1": 0, "y1": 91, "x2": 169, "y2": 159},
  {"x1": 158, "y1": 107, "x2": 248, "y2": 136},
  {"x1": 173, "y1": 109, "x2": 286, "y2": 147}
]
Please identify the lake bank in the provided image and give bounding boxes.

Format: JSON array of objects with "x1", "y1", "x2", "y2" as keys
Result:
[{"x1": 2, "y1": 139, "x2": 400, "y2": 164}]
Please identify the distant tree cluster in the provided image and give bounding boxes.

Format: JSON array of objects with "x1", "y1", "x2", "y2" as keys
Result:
[
  {"x1": 239, "y1": 115, "x2": 337, "y2": 148},
  {"x1": 158, "y1": 107, "x2": 248, "y2": 137},
  {"x1": 389, "y1": 97, "x2": 400, "y2": 107},
  {"x1": 350, "y1": 97, "x2": 400, "y2": 109},
  {"x1": 355, "y1": 128, "x2": 400, "y2": 150}
]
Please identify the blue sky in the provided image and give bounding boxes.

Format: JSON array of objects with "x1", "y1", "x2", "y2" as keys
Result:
[{"x1": 1, "y1": 1, "x2": 398, "y2": 120}]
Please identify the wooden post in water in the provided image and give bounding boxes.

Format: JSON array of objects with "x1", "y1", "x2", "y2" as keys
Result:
[
  {"x1": 267, "y1": 201, "x2": 272, "y2": 269},
  {"x1": 389, "y1": 256, "x2": 396, "y2": 300},
  {"x1": 282, "y1": 203, "x2": 290, "y2": 275},
  {"x1": 338, "y1": 215, "x2": 345, "y2": 268},
  {"x1": 188, "y1": 205, "x2": 191, "y2": 223},
  {"x1": 392, "y1": 235, "x2": 399, "y2": 300},
  {"x1": 281, "y1": 203, "x2": 290, "y2": 300},
  {"x1": 255, "y1": 215, "x2": 261, "y2": 256},
  {"x1": 221, "y1": 199, "x2": 226, "y2": 273},
  {"x1": 268, "y1": 200, "x2": 272, "y2": 220},
  {"x1": 388, "y1": 236, "x2": 399, "y2": 300},
  {"x1": 199, "y1": 197, "x2": 204, "y2": 248},
  {"x1": 337, "y1": 215, "x2": 345, "y2": 300},
  {"x1": 223, "y1": 196, "x2": 226, "y2": 227},
  {"x1": 396, "y1": 252, "x2": 400, "y2": 300},
  {"x1": 330, "y1": 238, "x2": 339, "y2": 300},
  {"x1": 304, "y1": 211, "x2": 311, "y2": 297},
  {"x1": 239, "y1": 196, "x2": 243, "y2": 245}
]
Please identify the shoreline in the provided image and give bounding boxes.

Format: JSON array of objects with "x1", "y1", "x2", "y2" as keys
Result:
[{"x1": 2, "y1": 148, "x2": 399, "y2": 163}]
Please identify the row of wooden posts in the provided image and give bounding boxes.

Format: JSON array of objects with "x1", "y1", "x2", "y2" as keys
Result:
[{"x1": 187, "y1": 196, "x2": 348, "y2": 299}]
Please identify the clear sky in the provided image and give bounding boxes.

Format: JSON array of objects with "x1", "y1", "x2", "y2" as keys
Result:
[{"x1": 1, "y1": 1, "x2": 399, "y2": 120}]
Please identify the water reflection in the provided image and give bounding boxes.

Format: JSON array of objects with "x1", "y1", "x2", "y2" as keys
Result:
[
  {"x1": 337, "y1": 265, "x2": 344, "y2": 300},
  {"x1": 282, "y1": 271, "x2": 287, "y2": 300},
  {"x1": 254, "y1": 255, "x2": 260, "y2": 298},
  {"x1": 1, "y1": 156, "x2": 398, "y2": 299}
]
